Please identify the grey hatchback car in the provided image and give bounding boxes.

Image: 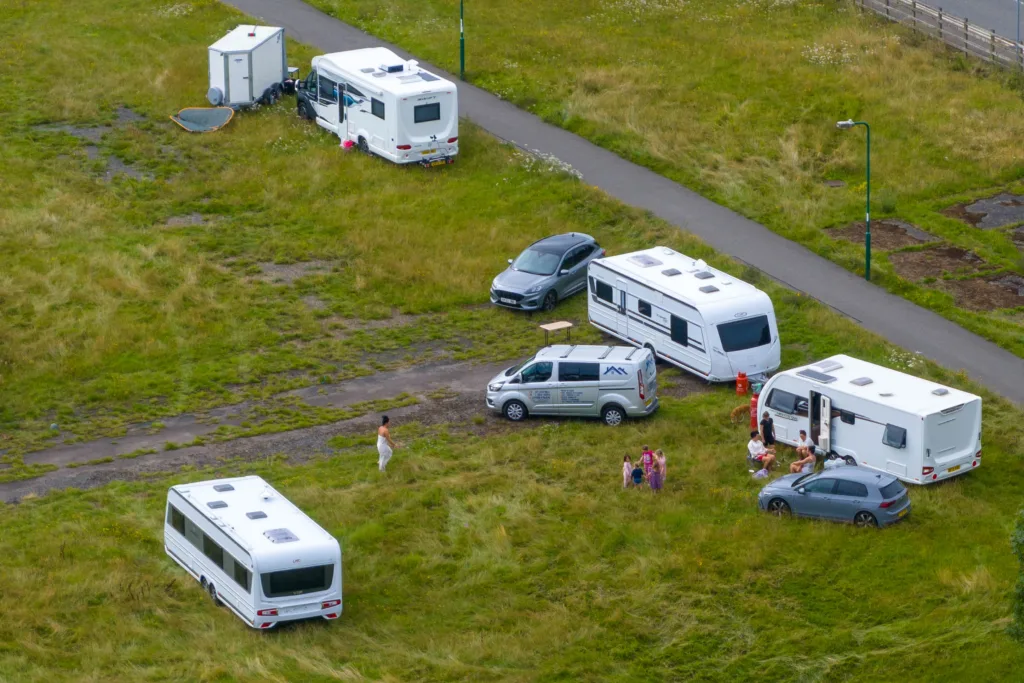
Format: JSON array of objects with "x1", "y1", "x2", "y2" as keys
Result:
[
  {"x1": 757, "y1": 467, "x2": 910, "y2": 528},
  {"x1": 490, "y1": 233, "x2": 604, "y2": 311}
]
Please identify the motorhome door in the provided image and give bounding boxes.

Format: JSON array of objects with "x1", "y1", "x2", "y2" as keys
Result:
[
  {"x1": 316, "y1": 72, "x2": 340, "y2": 133},
  {"x1": 819, "y1": 395, "x2": 832, "y2": 453},
  {"x1": 615, "y1": 279, "x2": 629, "y2": 337}
]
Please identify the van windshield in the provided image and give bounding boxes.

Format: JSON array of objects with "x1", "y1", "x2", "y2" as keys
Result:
[
  {"x1": 260, "y1": 564, "x2": 333, "y2": 598},
  {"x1": 717, "y1": 315, "x2": 771, "y2": 353},
  {"x1": 512, "y1": 247, "x2": 562, "y2": 276}
]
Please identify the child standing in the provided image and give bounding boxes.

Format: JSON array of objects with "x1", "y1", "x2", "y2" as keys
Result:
[
  {"x1": 631, "y1": 461, "x2": 645, "y2": 488},
  {"x1": 622, "y1": 454, "x2": 633, "y2": 488},
  {"x1": 640, "y1": 445, "x2": 655, "y2": 480}
]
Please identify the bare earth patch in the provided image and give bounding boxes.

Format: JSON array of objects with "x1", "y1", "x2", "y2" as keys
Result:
[
  {"x1": 938, "y1": 275, "x2": 1024, "y2": 311},
  {"x1": 164, "y1": 213, "x2": 206, "y2": 227},
  {"x1": 830, "y1": 219, "x2": 936, "y2": 250},
  {"x1": 252, "y1": 260, "x2": 333, "y2": 284},
  {"x1": 33, "y1": 106, "x2": 151, "y2": 182},
  {"x1": 889, "y1": 245, "x2": 986, "y2": 281},
  {"x1": 1012, "y1": 227, "x2": 1024, "y2": 251},
  {"x1": 943, "y1": 193, "x2": 1024, "y2": 229}
]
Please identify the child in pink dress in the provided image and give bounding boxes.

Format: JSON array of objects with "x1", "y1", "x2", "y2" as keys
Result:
[
  {"x1": 640, "y1": 446, "x2": 655, "y2": 479},
  {"x1": 622, "y1": 454, "x2": 633, "y2": 488}
]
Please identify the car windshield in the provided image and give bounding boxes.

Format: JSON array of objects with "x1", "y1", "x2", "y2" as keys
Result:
[
  {"x1": 512, "y1": 247, "x2": 563, "y2": 276},
  {"x1": 504, "y1": 357, "x2": 533, "y2": 377},
  {"x1": 879, "y1": 480, "x2": 905, "y2": 499},
  {"x1": 791, "y1": 473, "x2": 816, "y2": 487}
]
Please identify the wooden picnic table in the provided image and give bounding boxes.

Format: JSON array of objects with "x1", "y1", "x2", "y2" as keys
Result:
[{"x1": 539, "y1": 320, "x2": 573, "y2": 346}]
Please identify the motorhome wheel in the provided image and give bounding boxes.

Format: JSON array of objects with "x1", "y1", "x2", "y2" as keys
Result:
[{"x1": 358, "y1": 137, "x2": 369, "y2": 154}]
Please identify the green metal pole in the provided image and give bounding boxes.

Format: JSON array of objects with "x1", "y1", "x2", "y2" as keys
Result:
[
  {"x1": 460, "y1": 0, "x2": 465, "y2": 81},
  {"x1": 861, "y1": 122, "x2": 871, "y2": 282}
]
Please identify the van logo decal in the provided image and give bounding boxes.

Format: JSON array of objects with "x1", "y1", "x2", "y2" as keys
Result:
[{"x1": 604, "y1": 366, "x2": 628, "y2": 376}]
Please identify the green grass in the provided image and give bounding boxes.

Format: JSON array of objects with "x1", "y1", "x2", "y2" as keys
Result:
[{"x1": 308, "y1": 0, "x2": 1024, "y2": 356}]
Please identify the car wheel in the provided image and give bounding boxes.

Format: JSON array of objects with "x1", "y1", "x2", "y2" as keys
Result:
[
  {"x1": 358, "y1": 137, "x2": 370, "y2": 155},
  {"x1": 207, "y1": 581, "x2": 222, "y2": 606},
  {"x1": 542, "y1": 291, "x2": 557, "y2": 312},
  {"x1": 503, "y1": 400, "x2": 527, "y2": 422},
  {"x1": 601, "y1": 404, "x2": 625, "y2": 426},
  {"x1": 854, "y1": 511, "x2": 878, "y2": 528},
  {"x1": 297, "y1": 100, "x2": 306, "y2": 119},
  {"x1": 843, "y1": 455, "x2": 858, "y2": 466},
  {"x1": 767, "y1": 498, "x2": 791, "y2": 517}
]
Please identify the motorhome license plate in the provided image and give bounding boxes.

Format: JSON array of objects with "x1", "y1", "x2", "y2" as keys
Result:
[
  {"x1": 428, "y1": 159, "x2": 446, "y2": 167},
  {"x1": 898, "y1": 508, "x2": 908, "y2": 517},
  {"x1": 500, "y1": 297, "x2": 517, "y2": 305},
  {"x1": 422, "y1": 149, "x2": 437, "y2": 155},
  {"x1": 947, "y1": 465, "x2": 961, "y2": 473}
]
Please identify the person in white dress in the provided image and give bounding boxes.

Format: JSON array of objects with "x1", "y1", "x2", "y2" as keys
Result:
[{"x1": 377, "y1": 415, "x2": 397, "y2": 472}]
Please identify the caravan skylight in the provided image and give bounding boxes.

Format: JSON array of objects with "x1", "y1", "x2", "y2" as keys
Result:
[
  {"x1": 850, "y1": 377, "x2": 873, "y2": 386},
  {"x1": 815, "y1": 359, "x2": 843, "y2": 373},
  {"x1": 694, "y1": 271, "x2": 715, "y2": 280},
  {"x1": 213, "y1": 484, "x2": 235, "y2": 492},
  {"x1": 796, "y1": 369, "x2": 837, "y2": 384},
  {"x1": 207, "y1": 500, "x2": 228, "y2": 509},
  {"x1": 419, "y1": 72, "x2": 440, "y2": 82},
  {"x1": 699, "y1": 285, "x2": 719, "y2": 293},
  {"x1": 661, "y1": 268, "x2": 681, "y2": 277},
  {"x1": 628, "y1": 254, "x2": 662, "y2": 268},
  {"x1": 246, "y1": 511, "x2": 268, "y2": 520},
  {"x1": 932, "y1": 387, "x2": 949, "y2": 396},
  {"x1": 264, "y1": 528, "x2": 299, "y2": 544}
]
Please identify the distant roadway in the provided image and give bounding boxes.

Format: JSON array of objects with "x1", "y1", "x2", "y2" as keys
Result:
[
  {"x1": 224, "y1": 0, "x2": 1024, "y2": 405},
  {"x1": 931, "y1": 0, "x2": 1023, "y2": 42}
]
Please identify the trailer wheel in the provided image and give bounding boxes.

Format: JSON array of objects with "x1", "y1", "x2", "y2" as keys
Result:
[{"x1": 207, "y1": 581, "x2": 222, "y2": 606}]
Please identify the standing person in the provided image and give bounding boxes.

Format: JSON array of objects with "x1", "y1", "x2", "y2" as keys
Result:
[
  {"x1": 655, "y1": 449, "x2": 667, "y2": 486},
  {"x1": 622, "y1": 454, "x2": 634, "y2": 489},
  {"x1": 631, "y1": 460, "x2": 645, "y2": 489},
  {"x1": 377, "y1": 415, "x2": 397, "y2": 472},
  {"x1": 640, "y1": 445, "x2": 655, "y2": 480},
  {"x1": 760, "y1": 411, "x2": 776, "y2": 448},
  {"x1": 649, "y1": 453, "x2": 665, "y2": 493}
]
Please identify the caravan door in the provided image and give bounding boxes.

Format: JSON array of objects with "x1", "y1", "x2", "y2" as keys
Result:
[
  {"x1": 615, "y1": 278, "x2": 629, "y2": 338},
  {"x1": 819, "y1": 395, "x2": 832, "y2": 454}
]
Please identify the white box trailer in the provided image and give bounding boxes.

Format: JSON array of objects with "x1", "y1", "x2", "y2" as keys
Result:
[
  {"x1": 297, "y1": 47, "x2": 458, "y2": 166},
  {"x1": 164, "y1": 475, "x2": 343, "y2": 629},
  {"x1": 208, "y1": 25, "x2": 288, "y2": 107},
  {"x1": 587, "y1": 247, "x2": 781, "y2": 382},
  {"x1": 757, "y1": 355, "x2": 982, "y2": 485}
]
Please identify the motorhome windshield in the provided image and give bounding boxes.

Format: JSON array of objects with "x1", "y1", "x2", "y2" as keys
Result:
[
  {"x1": 512, "y1": 247, "x2": 562, "y2": 276},
  {"x1": 717, "y1": 315, "x2": 771, "y2": 353},
  {"x1": 261, "y1": 564, "x2": 334, "y2": 598}
]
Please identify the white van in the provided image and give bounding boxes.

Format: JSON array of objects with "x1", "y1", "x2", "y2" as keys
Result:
[
  {"x1": 485, "y1": 345, "x2": 658, "y2": 425},
  {"x1": 164, "y1": 475, "x2": 343, "y2": 629},
  {"x1": 757, "y1": 355, "x2": 983, "y2": 485},
  {"x1": 297, "y1": 47, "x2": 458, "y2": 166},
  {"x1": 588, "y1": 247, "x2": 780, "y2": 382}
]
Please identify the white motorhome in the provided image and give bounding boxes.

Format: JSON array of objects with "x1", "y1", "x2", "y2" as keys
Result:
[
  {"x1": 587, "y1": 247, "x2": 780, "y2": 382},
  {"x1": 297, "y1": 47, "x2": 458, "y2": 166},
  {"x1": 208, "y1": 25, "x2": 289, "y2": 107},
  {"x1": 757, "y1": 355, "x2": 983, "y2": 485},
  {"x1": 164, "y1": 475, "x2": 343, "y2": 629}
]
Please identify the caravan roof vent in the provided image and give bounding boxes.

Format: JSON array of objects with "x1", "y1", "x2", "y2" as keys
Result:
[
  {"x1": 207, "y1": 500, "x2": 228, "y2": 509},
  {"x1": 815, "y1": 359, "x2": 844, "y2": 373},
  {"x1": 372, "y1": 72, "x2": 387, "y2": 78},
  {"x1": 380, "y1": 63, "x2": 404, "y2": 73},
  {"x1": 628, "y1": 254, "x2": 663, "y2": 268},
  {"x1": 796, "y1": 369, "x2": 837, "y2": 384},
  {"x1": 246, "y1": 511, "x2": 268, "y2": 520},
  {"x1": 419, "y1": 72, "x2": 440, "y2": 82},
  {"x1": 879, "y1": 392, "x2": 894, "y2": 398},
  {"x1": 932, "y1": 387, "x2": 950, "y2": 396},
  {"x1": 360, "y1": 67, "x2": 375, "y2": 73},
  {"x1": 699, "y1": 285, "x2": 719, "y2": 293},
  {"x1": 264, "y1": 528, "x2": 299, "y2": 544},
  {"x1": 661, "y1": 268, "x2": 681, "y2": 277},
  {"x1": 213, "y1": 484, "x2": 235, "y2": 492},
  {"x1": 850, "y1": 377, "x2": 873, "y2": 386},
  {"x1": 695, "y1": 271, "x2": 715, "y2": 280}
]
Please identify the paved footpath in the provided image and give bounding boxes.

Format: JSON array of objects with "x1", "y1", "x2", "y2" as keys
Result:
[{"x1": 227, "y1": 0, "x2": 1024, "y2": 405}]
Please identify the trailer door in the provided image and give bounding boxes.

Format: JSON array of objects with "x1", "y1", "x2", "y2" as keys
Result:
[
  {"x1": 819, "y1": 395, "x2": 832, "y2": 453},
  {"x1": 227, "y1": 53, "x2": 252, "y2": 104}
]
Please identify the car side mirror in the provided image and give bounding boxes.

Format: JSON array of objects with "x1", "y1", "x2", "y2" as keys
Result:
[
  {"x1": 507, "y1": 258, "x2": 513, "y2": 265},
  {"x1": 797, "y1": 487, "x2": 806, "y2": 494},
  {"x1": 509, "y1": 376, "x2": 521, "y2": 384},
  {"x1": 297, "y1": 81, "x2": 305, "y2": 90},
  {"x1": 559, "y1": 269, "x2": 569, "y2": 276}
]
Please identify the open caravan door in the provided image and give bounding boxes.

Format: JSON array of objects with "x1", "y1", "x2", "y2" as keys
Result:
[{"x1": 819, "y1": 395, "x2": 832, "y2": 453}]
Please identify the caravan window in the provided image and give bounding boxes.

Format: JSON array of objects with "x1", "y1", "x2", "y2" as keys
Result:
[
  {"x1": 594, "y1": 279, "x2": 613, "y2": 303},
  {"x1": 883, "y1": 424, "x2": 907, "y2": 449},
  {"x1": 717, "y1": 315, "x2": 771, "y2": 352},
  {"x1": 318, "y1": 74, "x2": 338, "y2": 104},
  {"x1": 261, "y1": 564, "x2": 334, "y2": 598},
  {"x1": 203, "y1": 534, "x2": 224, "y2": 567},
  {"x1": 670, "y1": 316, "x2": 688, "y2": 346},
  {"x1": 371, "y1": 98, "x2": 385, "y2": 119},
  {"x1": 414, "y1": 102, "x2": 441, "y2": 123},
  {"x1": 167, "y1": 505, "x2": 186, "y2": 536},
  {"x1": 767, "y1": 389, "x2": 808, "y2": 417},
  {"x1": 638, "y1": 300, "x2": 652, "y2": 317}
]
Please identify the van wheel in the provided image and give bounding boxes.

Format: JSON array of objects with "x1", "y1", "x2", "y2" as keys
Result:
[
  {"x1": 767, "y1": 498, "x2": 790, "y2": 517},
  {"x1": 542, "y1": 291, "x2": 558, "y2": 312},
  {"x1": 843, "y1": 455, "x2": 858, "y2": 466},
  {"x1": 503, "y1": 400, "x2": 527, "y2": 422},
  {"x1": 207, "y1": 581, "x2": 222, "y2": 606},
  {"x1": 358, "y1": 137, "x2": 370, "y2": 155},
  {"x1": 601, "y1": 405, "x2": 625, "y2": 426},
  {"x1": 854, "y1": 511, "x2": 878, "y2": 528}
]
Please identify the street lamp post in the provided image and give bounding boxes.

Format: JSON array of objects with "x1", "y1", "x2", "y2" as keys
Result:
[
  {"x1": 836, "y1": 119, "x2": 871, "y2": 281},
  {"x1": 460, "y1": 0, "x2": 465, "y2": 81}
]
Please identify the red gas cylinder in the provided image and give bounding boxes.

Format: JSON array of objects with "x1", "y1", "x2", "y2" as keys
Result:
[
  {"x1": 750, "y1": 392, "x2": 760, "y2": 431},
  {"x1": 736, "y1": 372, "x2": 749, "y2": 395}
]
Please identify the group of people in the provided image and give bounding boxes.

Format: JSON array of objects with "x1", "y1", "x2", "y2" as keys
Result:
[
  {"x1": 747, "y1": 411, "x2": 817, "y2": 475},
  {"x1": 622, "y1": 446, "x2": 667, "y2": 492}
]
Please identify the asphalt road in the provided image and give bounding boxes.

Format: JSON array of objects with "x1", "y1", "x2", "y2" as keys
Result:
[
  {"x1": 933, "y1": 0, "x2": 1023, "y2": 42},
  {"x1": 225, "y1": 0, "x2": 1024, "y2": 405}
]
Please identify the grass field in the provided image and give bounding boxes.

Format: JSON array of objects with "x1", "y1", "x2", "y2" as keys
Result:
[
  {"x1": 309, "y1": 0, "x2": 1024, "y2": 357},
  {"x1": 3, "y1": 1, "x2": 1024, "y2": 681}
]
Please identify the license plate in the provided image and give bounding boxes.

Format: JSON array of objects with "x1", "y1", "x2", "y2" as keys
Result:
[
  {"x1": 421, "y1": 149, "x2": 437, "y2": 155},
  {"x1": 947, "y1": 465, "x2": 961, "y2": 473},
  {"x1": 898, "y1": 508, "x2": 908, "y2": 517},
  {"x1": 500, "y1": 297, "x2": 517, "y2": 305}
]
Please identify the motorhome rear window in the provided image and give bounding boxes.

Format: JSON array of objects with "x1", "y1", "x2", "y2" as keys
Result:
[
  {"x1": 261, "y1": 564, "x2": 333, "y2": 598},
  {"x1": 716, "y1": 315, "x2": 771, "y2": 353},
  {"x1": 414, "y1": 102, "x2": 440, "y2": 123},
  {"x1": 371, "y1": 98, "x2": 385, "y2": 120},
  {"x1": 882, "y1": 424, "x2": 907, "y2": 449},
  {"x1": 558, "y1": 362, "x2": 599, "y2": 382},
  {"x1": 594, "y1": 279, "x2": 613, "y2": 303}
]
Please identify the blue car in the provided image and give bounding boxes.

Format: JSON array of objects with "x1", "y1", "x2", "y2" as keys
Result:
[
  {"x1": 490, "y1": 233, "x2": 604, "y2": 312},
  {"x1": 757, "y1": 467, "x2": 910, "y2": 528}
]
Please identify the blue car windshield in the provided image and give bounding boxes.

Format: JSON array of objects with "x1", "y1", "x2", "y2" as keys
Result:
[{"x1": 512, "y1": 247, "x2": 562, "y2": 276}]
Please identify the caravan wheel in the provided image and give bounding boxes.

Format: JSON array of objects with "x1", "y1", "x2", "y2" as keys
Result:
[
  {"x1": 207, "y1": 581, "x2": 222, "y2": 606},
  {"x1": 358, "y1": 137, "x2": 370, "y2": 155}
]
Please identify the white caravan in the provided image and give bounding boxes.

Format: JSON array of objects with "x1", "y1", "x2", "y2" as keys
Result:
[
  {"x1": 208, "y1": 25, "x2": 288, "y2": 107},
  {"x1": 587, "y1": 247, "x2": 780, "y2": 382},
  {"x1": 164, "y1": 475, "x2": 342, "y2": 629},
  {"x1": 298, "y1": 47, "x2": 458, "y2": 166},
  {"x1": 757, "y1": 355, "x2": 983, "y2": 485}
]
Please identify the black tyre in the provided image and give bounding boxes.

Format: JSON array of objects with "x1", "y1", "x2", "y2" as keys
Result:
[
  {"x1": 200, "y1": 576, "x2": 208, "y2": 590},
  {"x1": 503, "y1": 400, "x2": 527, "y2": 422},
  {"x1": 767, "y1": 498, "x2": 791, "y2": 517},
  {"x1": 843, "y1": 455, "x2": 858, "y2": 466},
  {"x1": 542, "y1": 291, "x2": 558, "y2": 312},
  {"x1": 854, "y1": 511, "x2": 878, "y2": 528},
  {"x1": 207, "y1": 581, "x2": 222, "y2": 606},
  {"x1": 358, "y1": 137, "x2": 370, "y2": 154},
  {"x1": 601, "y1": 404, "x2": 625, "y2": 426}
]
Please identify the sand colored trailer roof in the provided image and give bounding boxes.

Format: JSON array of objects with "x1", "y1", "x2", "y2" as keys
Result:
[
  {"x1": 782, "y1": 355, "x2": 980, "y2": 416},
  {"x1": 170, "y1": 475, "x2": 337, "y2": 561},
  {"x1": 316, "y1": 47, "x2": 455, "y2": 96}
]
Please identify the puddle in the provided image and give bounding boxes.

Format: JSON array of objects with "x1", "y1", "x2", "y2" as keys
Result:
[
  {"x1": 252, "y1": 261, "x2": 334, "y2": 284},
  {"x1": 164, "y1": 213, "x2": 206, "y2": 227},
  {"x1": 939, "y1": 274, "x2": 1024, "y2": 311},
  {"x1": 830, "y1": 219, "x2": 937, "y2": 251},
  {"x1": 944, "y1": 193, "x2": 1024, "y2": 229},
  {"x1": 889, "y1": 245, "x2": 986, "y2": 281}
]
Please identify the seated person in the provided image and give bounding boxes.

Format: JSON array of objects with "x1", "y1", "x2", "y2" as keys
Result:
[
  {"x1": 747, "y1": 431, "x2": 776, "y2": 471},
  {"x1": 790, "y1": 430, "x2": 817, "y2": 474}
]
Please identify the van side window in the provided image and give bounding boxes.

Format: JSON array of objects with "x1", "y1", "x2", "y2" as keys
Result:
[
  {"x1": 638, "y1": 300, "x2": 652, "y2": 317},
  {"x1": 414, "y1": 102, "x2": 441, "y2": 123},
  {"x1": 594, "y1": 279, "x2": 613, "y2": 303},
  {"x1": 835, "y1": 480, "x2": 868, "y2": 497},
  {"x1": 670, "y1": 315, "x2": 688, "y2": 346},
  {"x1": 371, "y1": 98, "x2": 385, "y2": 119},
  {"x1": 520, "y1": 362, "x2": 553, "y2": 383},
  {"x1": 559, "y1": 362, "x2": 599, "y2": 382},
  {"x1": 318, "y1": 74, "x2": 338, "y2": 104},
  {"x1": 883, "y1": 424, "x2": 907, "y2": 449},
  {"x1": 167, "y1": 505, "x2": 186, "y2": 536}
]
